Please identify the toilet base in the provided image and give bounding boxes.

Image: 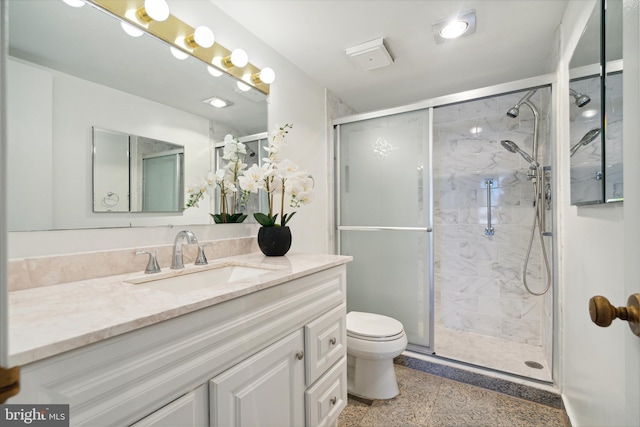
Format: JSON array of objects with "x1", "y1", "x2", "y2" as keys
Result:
[{"x1": 347, "y1": 354, "x2": 400, "y2": 400}]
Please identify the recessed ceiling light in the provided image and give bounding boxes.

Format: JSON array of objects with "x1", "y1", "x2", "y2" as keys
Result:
[
  {"x1": 202, "y1": 97, "x2": 232, "y2": 108},
  {"x1": 440, "y1": 21, "x2": 469, "y2": 39},
  {"x1": 432, "y1": 9, "x2": 476, "y2": 44}
]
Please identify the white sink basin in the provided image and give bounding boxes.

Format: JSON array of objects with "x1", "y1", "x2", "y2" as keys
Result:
[{"x1": 126, "y1": 264, "x2": 278, "y2": 295}]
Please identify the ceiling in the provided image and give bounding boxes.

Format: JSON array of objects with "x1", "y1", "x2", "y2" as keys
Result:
[{"x1": 211, "y1": 0, "x2": 571, "y2": 113}]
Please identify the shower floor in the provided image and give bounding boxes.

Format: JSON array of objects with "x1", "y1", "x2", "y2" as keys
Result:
[{"x1": 434, "y1": 326, "x2": 552, "y2": 382}]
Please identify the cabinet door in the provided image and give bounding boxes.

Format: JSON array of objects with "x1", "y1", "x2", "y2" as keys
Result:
[
  {"x1": 209, "y1": 329, "x2": 305, "y2": 427},
  {"x1": 130, "y1": 384, "x2": 208, "y2": 427}
]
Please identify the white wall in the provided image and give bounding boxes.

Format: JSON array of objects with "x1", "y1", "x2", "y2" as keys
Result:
[
  {"x1": 557, "y1": 2, "x2": 628, "y2": 425},
  {"x1": 7, "y1": 0, "x2": 329, "y2": 257}
]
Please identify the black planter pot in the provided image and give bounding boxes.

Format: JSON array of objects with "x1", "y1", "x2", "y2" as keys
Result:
[{"x1": 257, "y1": 226, "x2": 292, "y2": 256}]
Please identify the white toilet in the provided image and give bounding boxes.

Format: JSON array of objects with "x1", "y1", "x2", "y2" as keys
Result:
[{"x1": 346, "y1": 311, "x2": 408, "y2": 400}]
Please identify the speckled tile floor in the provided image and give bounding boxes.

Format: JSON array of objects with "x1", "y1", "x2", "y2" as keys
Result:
[{"x1": 338, "y1": 365, "x2": 565, "y2": 427}]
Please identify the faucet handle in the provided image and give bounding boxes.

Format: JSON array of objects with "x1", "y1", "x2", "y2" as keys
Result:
[
  {"x1": 136, "y1": 250, "x2": 161, "y2": 274},
  {"x1": 195, "y1": 243, "x2": 212, "y2": 265}
]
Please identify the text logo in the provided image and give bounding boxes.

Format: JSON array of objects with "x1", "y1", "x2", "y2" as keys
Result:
[{"x1": 0, "y1": 405, "x2": 69, "y2": 427}]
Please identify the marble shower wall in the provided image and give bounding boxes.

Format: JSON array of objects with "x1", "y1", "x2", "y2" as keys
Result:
[{"x1": 432, "y1": 88, "x2": 552, "y2": 348}]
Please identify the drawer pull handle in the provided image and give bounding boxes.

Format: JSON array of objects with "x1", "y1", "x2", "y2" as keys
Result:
[
  {"x1": 296, "y1": 351, "x2": 304, "y2": 360},
  {"x1": 330, "y1": 396, "x2": 337, "y2": 405},
  {"x1": 329, "y1": 337, "x2": 337, "y2": 345}
]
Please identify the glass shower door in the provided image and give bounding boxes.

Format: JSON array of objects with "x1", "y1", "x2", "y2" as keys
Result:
[
  {"x1": 142, "y1": 151, "x2": 183, "y2": 212},
  {"x1": 337, "y1": 109, "x2": 433, "y2": 350}
]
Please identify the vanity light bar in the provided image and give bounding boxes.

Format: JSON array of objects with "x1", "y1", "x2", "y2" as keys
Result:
[{"x1": 85, "y1": 0, "x2": 271, "y2": 95}]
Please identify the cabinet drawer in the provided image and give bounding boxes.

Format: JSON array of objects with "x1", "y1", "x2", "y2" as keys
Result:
[
  {"x1": 305, "y1": 303, "x2": 346, "y2": 385},
  {"x1": 305, "y1": 356, "x2": 347, "y2": 427}
]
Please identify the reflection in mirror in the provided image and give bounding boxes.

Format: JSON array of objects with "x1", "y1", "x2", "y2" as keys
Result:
[
  {"x1": 603, "y1": 0, "x2": 623, "y2": 202},
  {"x1": 213, "y1": 133, "x2": 268, "y2": 223},
  {"x1": 7, "y1": 0, "x2": 268, "y2": 231},
  {"x1": 568, "y1": 0, "x2": 624, "y2": 205},
  {"x1": 93, "y1": 128, "x2": 130, "y2": 212},
  {"x1": 568, "y1": 0, "x2": 603, "y2": 205},
  {"x1": 93, "y1": 127, "x2": 186, "y2": 213},
  {"x1": 569, "y1": 76, "x2": 603, "y2": 205}
]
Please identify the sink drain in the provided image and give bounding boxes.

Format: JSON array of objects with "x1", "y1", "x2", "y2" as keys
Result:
[{"x1": 525, "y1": 361, "x2": 544, "y2": 369}]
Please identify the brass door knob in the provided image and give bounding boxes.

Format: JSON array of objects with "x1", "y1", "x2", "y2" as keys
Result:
[{"x1": 589, "y1": 293, "x2": 640, "y2": 337}]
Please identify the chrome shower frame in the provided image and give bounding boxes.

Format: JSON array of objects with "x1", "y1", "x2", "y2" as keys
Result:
[{"x1": 331, "y1": 73, "x2": 557, "y2": 376}]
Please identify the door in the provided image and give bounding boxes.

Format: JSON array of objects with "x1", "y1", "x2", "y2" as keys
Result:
[
  {"x1": 336, "y1": 109, "x2": 433, "y2": 350},
  {"x1": 209, "y1": 329, "x2": 305, "y2": 427},
  {"x1": 142, "y1": 151, "x2": 183, "y2": 212},
  {"x1": 623, "y1": 5, "x2": 640, "y2": 424}
]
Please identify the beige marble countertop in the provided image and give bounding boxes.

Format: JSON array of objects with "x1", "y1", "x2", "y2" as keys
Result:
[{"x1": 9, "y1": 252, "x2": 352, "y2": 366}]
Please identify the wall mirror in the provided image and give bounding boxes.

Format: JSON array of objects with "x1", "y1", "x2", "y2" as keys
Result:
[
  {"x1": 603, "y1": 0, "x2": 623, "y2": 202},
  {"x1": 6, "y1": 0, "x2": 268, "y2": 231},
  {"x1": 568, "y1": 0, "x2": 623, "y2": 205},
  {"x1": 93, "y1": 127, "x2": 185, "y2": 213}
]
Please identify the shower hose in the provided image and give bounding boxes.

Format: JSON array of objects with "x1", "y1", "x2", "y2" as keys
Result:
[{"x1": 522, "y1": 166, "x2": 552, "y2": 296}]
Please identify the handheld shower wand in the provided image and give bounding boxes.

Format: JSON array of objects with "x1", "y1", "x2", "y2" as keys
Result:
[
  {"x1": 569, "y1": 128, "x2": 601, "y2": 157},
  {"x1": 502, "y1": 89, "x2": 551, "y2": 296},
  {"x1": 500, "y1": 140, "x2": 536, "y2": 166}
]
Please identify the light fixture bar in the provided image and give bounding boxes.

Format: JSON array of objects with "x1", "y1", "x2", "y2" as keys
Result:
[{"x1": 86, "y1": 0, "x2": 271, "y2": 95}]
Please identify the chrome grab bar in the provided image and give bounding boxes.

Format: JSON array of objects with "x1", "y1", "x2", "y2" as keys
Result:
[{"x1": 485, "y1": 178, "x2": 495, "y2": 235}]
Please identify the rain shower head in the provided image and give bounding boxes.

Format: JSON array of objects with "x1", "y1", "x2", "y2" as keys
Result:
[
  {"x1": 569, "y1": 89, "x2": 591, "y2": 107},
  {"x1": 570, "y1": 128, "x2": 601, "y2": 157},
  {"x1": 506, "y1": 89, "x2": 537, "y2": 118},
  {"x1": 501, "y1": 140, "x2": 536, "y2": 165}
]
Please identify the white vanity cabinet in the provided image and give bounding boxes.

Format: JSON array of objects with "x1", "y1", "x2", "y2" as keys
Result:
[
  {"x1": 131, "y1": 385, "x2": 209, "y2": 427},
  {"x1": 12, "y1": 264, "x2": 348, "y2": 427},
  {"x1": 210, "y1": 329, "x2": 306, "y2": 427}
]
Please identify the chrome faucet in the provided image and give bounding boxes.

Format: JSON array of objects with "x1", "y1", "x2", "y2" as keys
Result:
[{"x1": 171, "y1": 230, "x2": 198, "y2": 269}]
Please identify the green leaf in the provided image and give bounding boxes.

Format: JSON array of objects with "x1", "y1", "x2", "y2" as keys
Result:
[
  {"x1": 253, "y1": 212, "x2": 277, "y2": 227},
  {"x1": 281, "y1": 211, "x2": 296, "y2": 226},
  {"x1": 230, "y1": 213, "x2": 248, "y2": 223},
  {"x1": 211, "y1": 214, "x2": 223, "y2": 224}
]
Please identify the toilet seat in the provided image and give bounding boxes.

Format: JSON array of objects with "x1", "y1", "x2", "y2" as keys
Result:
[{"x1": 347, "y1": 311, "x2": 405, "y2": 342}]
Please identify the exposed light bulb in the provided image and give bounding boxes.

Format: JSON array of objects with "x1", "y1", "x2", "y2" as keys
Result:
[
  {"x1": 195, "y1": 26, "x2": 214, "y2": 48},
  {"x1": 121, "y1": 21, "x2": 144, "y2": 37},
  {"x1": 170, "y1": 47, "x2": 189, "y2": 60},
  {"x1": 207, "y1": 65, "x2": 223, "y2": 77},
  {"x1": 137, "y1": 0, "x2": 170, "y2": 23},
  {"x1": 440, "y1": 20, "x2": 469, "y2": 39},
  {"x1": 237, "y1": 80, "x2": 251, "y2": 92},
  {"x1": 62, "y1": 0, "x2": 85, "y2": 7},
  {"x1": 253, "y1": 67, "x2": 276, "y2": 84},
  {"x1": 223, "y1": 49, "x2": 249, "y2": 68}
]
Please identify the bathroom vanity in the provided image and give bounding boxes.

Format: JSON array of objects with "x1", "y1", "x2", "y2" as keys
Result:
[{"x1": 8, "y1": 253, "x2": 351, "y2": 426}]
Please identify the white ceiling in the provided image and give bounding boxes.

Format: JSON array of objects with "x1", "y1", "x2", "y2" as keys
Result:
[{"x1": 211, "y1": 0, "x2": 571, "y2": 113}]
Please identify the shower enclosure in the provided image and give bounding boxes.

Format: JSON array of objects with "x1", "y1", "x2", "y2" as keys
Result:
[{"x1": 336, "y1": 83, "x2": 554, "y2": 382}]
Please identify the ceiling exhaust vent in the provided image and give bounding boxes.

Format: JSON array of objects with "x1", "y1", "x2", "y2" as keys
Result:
[{"x1": 345, "y1": 37, "x2": 393, "y2": 71}]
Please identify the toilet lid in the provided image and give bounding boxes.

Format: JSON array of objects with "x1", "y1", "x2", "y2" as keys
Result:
[{"x1": 347, "y1": 311, "x2": 404, "y2": 338}]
